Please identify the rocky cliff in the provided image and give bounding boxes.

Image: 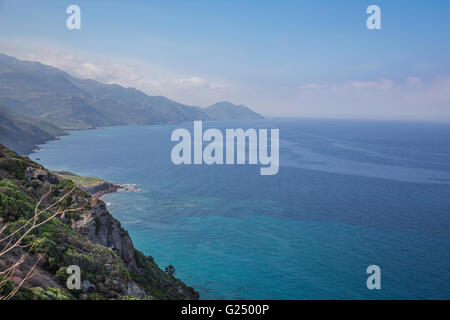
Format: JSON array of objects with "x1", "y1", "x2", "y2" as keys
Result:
[
  {"x1": 52, "y1": 171, "x2": 120, "y2": 198},
  {"x1": 0, "y1": 144, "x2": 199, "y2": 300}
]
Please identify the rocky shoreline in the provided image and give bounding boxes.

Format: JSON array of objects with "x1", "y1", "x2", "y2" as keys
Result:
[
  {"x1": 94, "y1": 183, "x2": 140, "y2": 199},
  {"x1": 0, "y1": 144, "x2": 199, "y2": 299},
  {"x1": 90, "y1": 182, "x2": 120, "y2": 199},
  {"x1": 51, "y1": 171, "x2": 139, "y2": 199}
]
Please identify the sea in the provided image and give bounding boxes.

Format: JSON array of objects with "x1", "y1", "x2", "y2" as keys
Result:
[{"x1": 30, "y1": 119, "x2": 450, "y2": 299}]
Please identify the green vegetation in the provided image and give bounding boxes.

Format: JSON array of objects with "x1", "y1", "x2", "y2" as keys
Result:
[
  {"x1": 31, "y1": 287, "x2": 71, "y2": 300},
  {"x1": 53, "y1": 171, "x2": 105, "y2": 189},
  {"x1": 0, "y1": 104, "x2": 68, "y2": 155},
  {"x1": 165, "y1": 265, "x2": 176, "y2": 277},
  {"x1": 0, "y1": 275, "x2": 14, "y2": 296},
  {"x1": 0, "y1": 178, "x2": 34, "y2": 221},
  {"x1": 0, "y1": 144, "x2": 199, "y2": 300},
  {"x1": 0, "y1": 158, "x2": 28, "y2": 180}
]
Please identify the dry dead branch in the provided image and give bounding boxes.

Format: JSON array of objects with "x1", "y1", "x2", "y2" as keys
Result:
[{"x1": 0, "y1": 186, "x2": 85, "y2": 300}]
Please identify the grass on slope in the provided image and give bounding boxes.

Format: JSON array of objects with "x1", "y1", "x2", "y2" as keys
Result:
[{"x1": 52, "y1": 171, "x2": 106, "y2": 189}]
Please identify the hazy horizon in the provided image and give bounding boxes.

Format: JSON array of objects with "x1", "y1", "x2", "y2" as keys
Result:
[{"x1": 1, "y1": 0, "x2": 449, "y2": 121}]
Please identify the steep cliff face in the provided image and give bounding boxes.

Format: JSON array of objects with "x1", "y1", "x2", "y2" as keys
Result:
[
  {"x1": 0, "y1": 144, "x2": 199, "y2": 300},
  {"x1": 70, "y1": 199, "x2": 136, "y2": 269}
]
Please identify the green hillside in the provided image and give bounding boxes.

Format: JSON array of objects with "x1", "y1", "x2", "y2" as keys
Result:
[
  {"x1": 0, "y1": 105, "x2": 68, "y2": 155},
  {"x1": 0, "y1": 144, "x2": 199, "y2": 300}
]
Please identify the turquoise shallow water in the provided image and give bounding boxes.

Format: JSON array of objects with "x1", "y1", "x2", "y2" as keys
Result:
[{"x1": 31, "y1": 119, "x2": 450, "y2": 299}]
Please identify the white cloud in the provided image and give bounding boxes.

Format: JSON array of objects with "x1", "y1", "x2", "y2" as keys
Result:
[
  {"x1": 294, "y1": 76, "x2": 450, "y2": 121},
  {"x1": 298, "y1": 78, "x2": 395, "y2": 91},
  {"x1": 1, "y1": 42, "x2": 450, "y2": 121},
  {"x1": 177, "y1": 77, "x2": 206, "y2": 87},
  {"x1": 0, "y1": 43, "x2": 234, "y2": 107},
  {"x1": 298, "y1": 84, "x2": 328, "y2": 90}
]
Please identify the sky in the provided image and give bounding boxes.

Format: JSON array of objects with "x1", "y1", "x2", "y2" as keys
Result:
[{"x1": 0, "y1": 0, "x2": 449, "y2": 121}]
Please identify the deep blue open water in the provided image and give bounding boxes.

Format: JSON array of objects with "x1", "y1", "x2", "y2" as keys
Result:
[{"x1": 31, "y1": 119, "x2": 450, "y2": 299}]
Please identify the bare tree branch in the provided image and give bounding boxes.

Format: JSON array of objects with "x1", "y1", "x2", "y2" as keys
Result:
[{"x1": 0, "y1": 185, "x2": 86, "y2": 300}]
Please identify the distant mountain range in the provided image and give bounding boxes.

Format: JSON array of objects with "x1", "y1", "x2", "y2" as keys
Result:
[
  {"x1": 0, "y1": 105, "x2": 68, "y2": 155},
  {"x1": 202, "y1": 101, "x2": 263, "y2": 120},
  {"x1": 0, "y1": 53, "x2": 263, "y2": 154}
]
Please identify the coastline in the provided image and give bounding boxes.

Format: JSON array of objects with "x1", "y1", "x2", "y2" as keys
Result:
[
  {"x1": 51, "y1": 170, "x2": 139, "y2": 199},
  {"x1": 0, "y1": 144, "x2": 200, "y2": 299},
  {"x1": 96, "y1": 183, "x2": 140, "y2": 199},
  {"x1": 90, "y1": 181, "x2": 120, "y2": 199}
]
